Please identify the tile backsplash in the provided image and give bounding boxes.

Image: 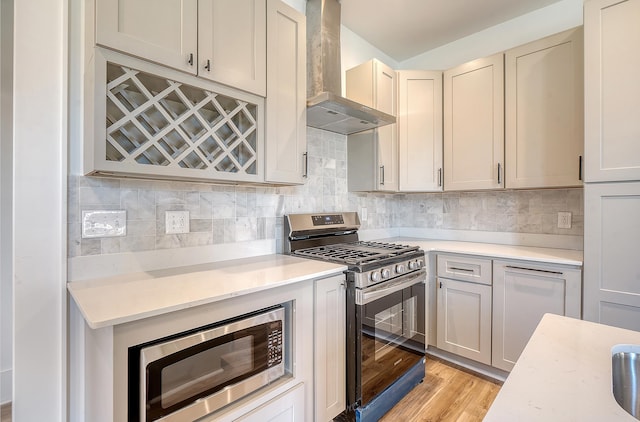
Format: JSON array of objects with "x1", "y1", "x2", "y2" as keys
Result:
[{"x1": 68, "y1": 128, "x2": 583, "y2": 258}]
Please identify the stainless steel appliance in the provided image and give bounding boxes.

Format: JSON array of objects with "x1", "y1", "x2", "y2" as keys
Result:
[
  {"x1": 285, "y1": 212, "x2": 426, "y2": 421},
  {"x1": 128, "y1": 306, "x2": 286, "y2": 421}
]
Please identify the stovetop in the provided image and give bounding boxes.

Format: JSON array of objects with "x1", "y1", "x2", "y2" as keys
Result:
[{"x1": 292, "y1": 241, "x2": 421, "y2": 267}]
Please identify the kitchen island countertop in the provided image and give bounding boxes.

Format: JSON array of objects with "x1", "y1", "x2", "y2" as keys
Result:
[
  {"x1": 484, "y1": 313, "x2": 640, "y2": 421},
  {"x1": 68, "y1": 254, "x2": 346, "y2": 329}
]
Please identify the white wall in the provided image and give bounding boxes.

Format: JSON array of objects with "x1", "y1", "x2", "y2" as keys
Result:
[
  {"x1": 13, "y1": 1, "x2": 67, "y2": 421},
  {"x1": 0, "y1": 0, "x2": 13, "y2": 407},
  {"x1": 400, "y1": 0, "x2": 584, "y2": 70}
]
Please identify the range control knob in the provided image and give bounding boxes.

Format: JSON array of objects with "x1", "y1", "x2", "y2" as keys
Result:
[
  {"x1": 418, "y1": 259, "x2": 425, "y2": 268},
  {"x1": 409, "y1": 260, "x2": 418, "y2": 270},
  {"x1": 381, "y1": 268, "x2": 391, "y2": 279},
  {"x1": 370, "y1": 271, "x2": 381, "y2": 283},
  {"x1": 395, "y1": 264, "x2": 406, "y2": 274}
]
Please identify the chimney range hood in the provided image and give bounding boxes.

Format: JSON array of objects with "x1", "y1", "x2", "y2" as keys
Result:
[{"x1": 306, "y1": 0, "x2": 396, "y2": 135}]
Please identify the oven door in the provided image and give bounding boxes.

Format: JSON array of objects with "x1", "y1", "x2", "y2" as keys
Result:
[{"x1": 349, "y1": 269, "x2": 426, "y2": 408}]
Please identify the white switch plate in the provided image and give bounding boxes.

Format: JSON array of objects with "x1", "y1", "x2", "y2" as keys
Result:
[
  {"x1": 166, "y1": 211, "x2": 190, "y2": 234},
  {"x1": 361, "y1": 207, "x2": 368, "y2": 222},
  {"x1": 82, "y1": 210, "x2": 126, "y2": 238},
  {"x1": 557, "y1": 212, "x2": 572, "y2": 229}
]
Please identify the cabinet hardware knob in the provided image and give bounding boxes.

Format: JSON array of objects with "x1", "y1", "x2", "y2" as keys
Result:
[
  {"x1": 205, "y1": 59, "x2": 211, "y2": 71},
  {"x1": 497, "y1": 162, "x2": 502, "y2": 185},
  {"x1": 438, "y1": 168, "x2": 442, "y2": 187},
  {"x1": 187, "y1": 53, "x2": 194, "y2": 66},
  {"x1": 380, "y1": 165, "x2": 385, "y2": 185}
]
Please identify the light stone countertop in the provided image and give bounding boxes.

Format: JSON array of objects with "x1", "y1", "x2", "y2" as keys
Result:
[
  {"x1": 484, "y1": 313, "x2": 640, "y2": 421},
  {"x1": 68, "y1": 238, "x2": 582, "y2": 330},
  {"x1": 68, "y1": 254, "x2": 347, "y2": 329},
  {"x1": 382, "y1": 237, "x2": 583, "y2": 266}
]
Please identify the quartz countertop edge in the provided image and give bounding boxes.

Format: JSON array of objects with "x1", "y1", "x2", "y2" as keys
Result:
[
  {"x1": 384, "y1": 238, "x2": 583, "y2": 266},
  {"x1": 67, "y1": 254, "x2": 347, "y2": 329},
  {"x1": 484, "y1": 313, "x2": 640, "y2": 421}
]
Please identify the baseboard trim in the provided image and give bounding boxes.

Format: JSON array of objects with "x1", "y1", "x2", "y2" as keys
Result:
[{"x1": 426, "y1": 347, "x2": 509, "y2": 383}]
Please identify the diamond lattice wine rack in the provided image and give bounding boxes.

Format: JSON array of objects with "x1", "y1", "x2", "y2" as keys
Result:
[{"x1": 86, "y1": 49, "x2": 264, "y2": 182}]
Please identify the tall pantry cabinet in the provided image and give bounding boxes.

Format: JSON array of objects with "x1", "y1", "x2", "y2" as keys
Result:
[{"x1": 583, "y1": 0, "x2": 640, "y2": 331}]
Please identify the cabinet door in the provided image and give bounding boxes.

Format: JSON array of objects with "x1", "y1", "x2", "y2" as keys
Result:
[
  {"x1": 492, "y1": 260, "x2": 582, "y2": 372},
  {"x1": 346, "y1": 59, "x2": 398, "y2": 192},
  {"x1": 314, "y1": 276, "x2": 346, "y2": 421},
  {"x1": 505, "y1": 28, "x2": 584, "y2": 189},
  {"x1": 584, "y1": 182, "x2": 640, "y2": 331},
  {"x1": 436, "y1": 278, "x2": 492, "y2": 365},
  {"x1": 585, "y1": 0, "x2": 640, "y2": 182},
  {"x1": 264, "y1": 0, "x2": 306, "y2": 184},
  {"x1": 86, "y1": 49, "x2": 265, "y2": 183},
  {"x1": 234, "y1": 383, "x2": 305, "y2": 422},
  {"x1": 444, "y1": 54, "x2": 504, "y2": 191},
  {"x1": 198, "y1": 0, "x2": 267, "y2": 96},
  {"x1": 375, "y1": 61, "x2": 398, "y2": 192},
  {"x1": 95, "y1": 0, "x2": 198, "y2": 74},
  {"x1": 398, "y1": 70, "x2": 443, "y2": 192}
]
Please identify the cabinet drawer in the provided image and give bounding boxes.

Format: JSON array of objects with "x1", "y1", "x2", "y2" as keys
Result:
[{"x1": 437, "y1": 254, "x2": 492, "y2": 285}]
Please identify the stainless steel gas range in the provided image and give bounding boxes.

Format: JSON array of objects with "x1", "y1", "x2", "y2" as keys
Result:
[{"x1": 284, "y1": 212, "x2": 426, "y2": 421}]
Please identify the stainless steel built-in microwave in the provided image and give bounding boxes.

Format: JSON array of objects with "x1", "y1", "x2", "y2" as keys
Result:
[{"x1": 128, "y1": 306, "x2": 286, "y2": 421}]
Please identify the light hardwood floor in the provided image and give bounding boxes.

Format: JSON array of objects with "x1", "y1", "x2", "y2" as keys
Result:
[
  {"x1": 380, "y1": 356, "x2": 502, "y2": 422},
  {"x1": 1, "y1": 403, "x2": 11, "y2": 422},
  {"x1": 0, "y1": 358, "x2": 500, "y2": 422}
]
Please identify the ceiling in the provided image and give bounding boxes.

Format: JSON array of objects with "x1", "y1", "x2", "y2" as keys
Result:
[{"x1": 341, "y1": 0, "x2": 565, "y2": 62}]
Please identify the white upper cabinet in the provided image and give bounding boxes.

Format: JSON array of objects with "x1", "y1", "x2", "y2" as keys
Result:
[
  {"x1": 398, "y1": 70, "x2": 443, "y2": 192},
  {"x1": 505, "y1": 28, "x2": 584, "y2": 189},
  {"x1": 96, "y1": 0, "x2": 266, "y2": 96},
  {"x1": 84, "y1": 48, "x2": 264, "y2": 183},
  {"x1": 444, "y1": 54, "x2": 504, "y2": 191},
  {"x1": 346, "y1": 59, "x2": 398, "y2": 192},
  {"x1": 264, "y1": 0, "x2": 307, "y2": 184},
  {"x1": 198, "y1": 0, "x2": 266, "y2": 96},
  {"x1": 585, "y1": 0, "x2": 640, "y2": 182},
  {"x1": 96, "y1": 0, "x2": 198, "y2": 74}
]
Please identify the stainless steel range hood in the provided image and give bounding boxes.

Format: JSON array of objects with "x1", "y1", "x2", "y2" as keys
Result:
[{"x1": 306, "y1": 0, "x2": 396, "y2": 135}]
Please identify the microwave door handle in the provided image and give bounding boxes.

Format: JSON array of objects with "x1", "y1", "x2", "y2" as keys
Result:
[{"x1": 359, "y1": 270, "x2": 426, "y2": 305}]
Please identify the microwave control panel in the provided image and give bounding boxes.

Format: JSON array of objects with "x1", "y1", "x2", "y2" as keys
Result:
[{"x1": 267, "y1": 321, "x2": 283, "y2": 367}]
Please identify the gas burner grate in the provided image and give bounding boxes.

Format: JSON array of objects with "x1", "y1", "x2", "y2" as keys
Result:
[{"x1": 293, "y1": 241, "x2": 420, "y2": 266}]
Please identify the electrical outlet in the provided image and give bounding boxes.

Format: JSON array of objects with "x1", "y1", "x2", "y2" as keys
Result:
[
  {"x1": 361, "y1": 207, "x2": 368, "y2": 222},
  {"x1": 166, "y1": 211, "x2": 190, "y2": 234},
  {"x1": 82, "y1": 210, "x2": 126, "y2": 238},
  {"x1": 557, "y1": 212, "x2": 572, "y2": 229}
]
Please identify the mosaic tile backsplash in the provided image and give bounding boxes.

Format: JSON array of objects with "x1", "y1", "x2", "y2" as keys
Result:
[{"x1": 68, "y1": 128, "x2": 583, "y2": 258}]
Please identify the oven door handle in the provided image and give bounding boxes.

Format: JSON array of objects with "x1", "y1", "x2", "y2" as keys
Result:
[{"x1": 357, "y1": 270, "x2": 426, "y2": 305}]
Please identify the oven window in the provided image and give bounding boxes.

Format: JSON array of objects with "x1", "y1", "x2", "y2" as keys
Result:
[
  {"x1": 360, "y1": 283, "x2": 425, "y2": 405},
  {"x1": 159, "y1": 336, "x2": 253, "y2": 409}
]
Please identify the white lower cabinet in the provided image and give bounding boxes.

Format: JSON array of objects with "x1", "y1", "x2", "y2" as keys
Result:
[
  {"x1": 436, "y1": 277, "x2": 492, "y2": 365},
  {"x1": 235, "y1": 383, "x2": 305, "y2": 422},
  {"x1": 314, "y1": 275, "x2": 346, "y2": 421},
  {"x1": 435, "y1": 253, "x2": 582, "y2": 372},
  {"x1": 492, "y1": 260, "x2": 582, "y2": 371}
]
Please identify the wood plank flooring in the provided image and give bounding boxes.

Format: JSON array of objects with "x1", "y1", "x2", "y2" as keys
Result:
[
  {"x1": 0, "y1": 359, "x2": 499, "y2": 422},
  {"x1": 380, "y1": 356, "x2": 502, "y2": 422},
  {"x1": 1, "y1": 403, "x2": 11, "y2": 422}
]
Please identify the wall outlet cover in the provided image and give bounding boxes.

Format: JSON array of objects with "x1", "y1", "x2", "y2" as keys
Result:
[
  {"x1": 557, "y1": 211, "x2": 572, "y2": 229},
  {"x1": 82, "y1": 210, "x2": 127, "y2": 238},
  {"x1": 166, "y1": 210, "x2": 190, "y2": 234}
]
